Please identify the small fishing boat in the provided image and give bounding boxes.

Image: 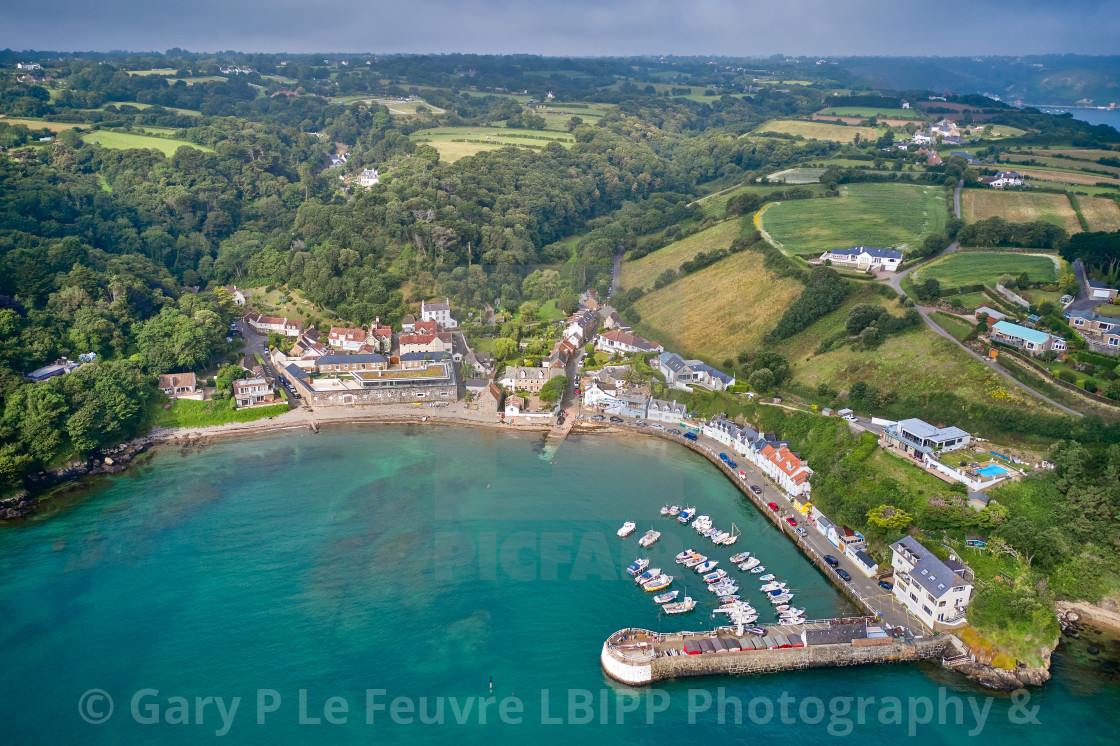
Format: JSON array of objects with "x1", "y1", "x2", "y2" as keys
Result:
[
  {"x1": 718, "y1": 595, "x2": 741, "y2": 605},
  {"x1": 643, "y1": 574, "x2": 673, "y2": 592},
  {"x1": 720, "y1": 525, "x2": 740, "y2": 546},
  {"x1": 677, "y1": 507, "x2": 696, "y2": 524},
  {"x1": 766, "y1": 588, "x2": 788, "y2": 597},
  {"x1": 695, "y1": 560, "x2": 718, "y2": 574},
  {"x1": 712, "y1": 584, "x2": 739, "y2": 597},
  {"x1": 769, "y1": 594, "x2": 793, "y2": 605},
  {"x1": 634, "y1": 567, "x2": 661, "y2": 585},
  {"x1": 760, "y1": 581, "x2": 787, "y2": 592},
  {"x1": 617, "y1": 522, "x2": 636, "y2": 538},
  {"x1": 774, "y1": 604, "x2": 791, "y2": 613},
  {"x1": 730, "y1": 552, "x2": 751, "y2": 564},
  {"x1": 660, "y1": 505, "x2": 670, "y2": 516},
  {"x1": 703, "y1": 569, "x2": 728, "y2": 583},
  {"x1": 749, "y1": 566, "x2": 766, "y2": 574},
  {"x1": 662, "y1": 596, "x2": 696, "y2": 614},
  {"x1": 758, "y1": 573, "x2": 775, "y2": 582},
  {"x1": 668, "y1": 505, "x2": 681, "y2": 516},
  {"x1": 638, "y1": 530, "x2": 661, "y2": 548},
  {"x1": 740, "y1": 557, "x2": 761, "y2": 571},
  {"x1": 710, "y1": 531, "x2": 729, "y2": 544},
  {"x1": 625, "y1": 558, "x2": 649, "y2": 576},
  {"x1": 653, "y1": 590, "x2": 679, "y2": 604},
  {"x1": 692, "y1": 515, "x2": 712, "y2": 531},
  {"x1": 746, "y1": 627, "x2": 766, "y2": 636},
  {"x1": 683, "y1": 554, "x2": 706, "y2": 568},
  {"x1": 781, "y1": 618, "x2": 806, "y2": 626},
  {"x1": 675, "y1": 549, "x2": 696, "y2": 564}
]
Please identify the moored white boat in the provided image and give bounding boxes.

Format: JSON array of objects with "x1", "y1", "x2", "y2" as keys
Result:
[
  {"x1": 617, "y1": 521, "x2": 636, "y2": 538},
  {"x1": 625, "y1": 558, "x2": 649, "y2": 576},
  {"x1": 643, "y1": 574, "x2": 673, "y2": 591},
  {"x1": 668, "y1": 505, "x2": 681, "y2": 516},
  {"x1": 653, "y1": 589, "x2": 679, "y2": 604},
  {"x1": 730, "y1": 552, "x2": 750, "y2": 564},
  {"x1": 695, "y1": 560, "x2": 718, "y2": 574},
  {"x1": 635, "y1": 567, "x2": 661, "y2": 585},
  {"x1": 638, "y1": 529, "x2": 661, "y2": 547},
  {"x1": 740, "y1": 557, "x2": 761, "y2": 571},
  {"x1": 760, "y1": 581, "x2": 787, "y2": 592},
  {"x1": 660, "y1": 505, "x2": 670, "y2": 516},
  {"x1": 677, "y1": 507, "x2": 696, "y2": 524},
  {"x1": 683, "y1": 554, "x2": 706, "y2": 568},
  {"x1": 710, "y1": 531, "x2": 729, "y2": 544},
  {"x1": 675, "y1": 549, "x2": 696, "y2": 564},
  {"x1": 749, "y1": 566, "x2": 766, "y2": 574},
  {"x1": 758, "y1": 573, "x2": 775, "y2": 582},
  {"x1": 703, "y1": 569, "x2": 728, "y2": 583},
  {"x1": 662, "y1": 596, "x2": 696, "y2": 614}
]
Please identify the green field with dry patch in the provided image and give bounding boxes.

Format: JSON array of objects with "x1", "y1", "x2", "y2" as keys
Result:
[
  {"x1": 1081, "y1": 197, "x2": 1120, "y2": 231},
  {"x1": 961, "y1": 190, "x2": 1081, "y2": 233},
  {"x1": 621, "y1": 220, "x2": 745, "y2": 290},
  {"x1": 754, "y1": 119, "x2": 880, "y2": 143}
]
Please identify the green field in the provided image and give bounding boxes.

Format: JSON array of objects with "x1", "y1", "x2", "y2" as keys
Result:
[
  {"x1": 632, "y1": 250, "x2": 803, "y2": 362},
  {"x1": 83, "y1": 131, "x2": 214, "y2": 156},
  {"x1": 621, "y1": 220, "x2": 745, "y2": 290},
  {"x1": 765, "y1": 168, "x2": 825, "y2": 184},
  {"x1": 694, "y1": 183, "x2": 834, "y2": 220},
  {"x1": 961, "y1": 190, "x2": 1081, "y2": 233},
  {"x1": 941, "y1": 291, "x2": 989, "y2": 311},
  {"x1": 914, "y1": 252, "x2": 1059, "y2": 289},
  {"x1": 102, "y1": 101, "x2": 201, "y2": 116},
  {"x1": 820, "y1": 106, "x2": 923, "y2": 120},
  {"x1": 755, "y1": 119, "x2": 880, "y2": 143},
  {"x1": 760, "y1": 183, "x2": 949, "y2": 255},
  {"x1": 409, "y1": 126, "x2": 574, "y2": 163},
  {"x1": 151, "y1": 398, "x2": 289, "y2": 428},
  {"x1": 931, "y1": 311, "x2": 975, "y2": 341}
]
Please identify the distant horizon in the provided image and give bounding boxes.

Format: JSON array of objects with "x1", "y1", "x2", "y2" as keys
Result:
[{"x1": 3, "y1": 0, "x2": 1119, "y2": 57}]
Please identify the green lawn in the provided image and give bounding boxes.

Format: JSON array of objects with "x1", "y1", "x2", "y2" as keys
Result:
[
  {"x1": 820, "y1": 106, "x2": 924, "y2": 120},
  {"x1": 102, "y1": 101, "x2": 201, "y2": 116},
  {"x1": 754, "y1": 119, "x2": 881, "y2": 143},
  {"x1": 152, "y1": 398, "x2": 289, "y2": 428},
  {"x1": 83, "y1": 130, "x2": 213, "y2": 156},
  {"x1": 940, "y1": 291, "x2": 988, "y2": 311},
  {"x1": 536, "y1": 299, "x2": 566, "y2": 321},
  {"x1": 760, "y1": 183, "x2": 949, "y2": 255},
  {"x1": 409, "y1": 126, "x2": 573, "y2": 163},
  {"x1": 914, "y1": 252, "x2": 1058, "y2": 289},
  {"x1": 621, "y1": 219, "x2": 746, "y2": 290},
  {"x1": 931, "y1": 311, "x2": 975, "y2": 341}
]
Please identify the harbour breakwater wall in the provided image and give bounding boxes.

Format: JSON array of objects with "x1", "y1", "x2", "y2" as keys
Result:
[{"x1": 600, "y1": 628, "x2": 952, "y2": 685}]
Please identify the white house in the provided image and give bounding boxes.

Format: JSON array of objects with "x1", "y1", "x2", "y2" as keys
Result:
[
  {"x1": 820, "y1": 246, "x2": 903, "y2": 272},
  {"x1": 359, "y1": 168, "x2": 380, "y2": 187},
  {"x1": 233, "y1": 377, "x2": 277, "y2": 409},
  {"x1": 646, "y1": 398, "x2": 686, "y2": 425},
  {"x1": 979, "y1": 171, "x2": 1023, "y2": 188},
  {"x1": 596, "y1": 330, "x2": 663, "y2": 355},
  {"x1": 1087, "y1": 280, "x2": 1119, "y2": 302},
  {"x1": 224, "y1": 285, "x2": 247, "y2": 306},
  {"x1": 421, "y1": 299, "x2": 457, "y2": 329},
  {"x1": 505, "y1": 395, "x2": 525, "y2": 417},
  {"x1": 881, "y1": 417, "x2": 971, "y2": 458},
  {"x1": 756, "y1": 443, "x2": 813, "y2": 496},
  {"x1": 500, "y1": 366, "x2": 550, "y2": 394},
  {"x1": 244, "y1": 313, "x2": 302, "y2": 337},
  {"x1": 328, "y1": 326, "x2": 369, "y2": 352},
  {"x1": 890, "y1": 536, "x2": 973, "y2": 629},
  {"x1": 652, "y1": 352, "x2": 735, "y2": 391}
]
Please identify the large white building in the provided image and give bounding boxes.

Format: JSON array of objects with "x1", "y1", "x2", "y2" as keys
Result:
[
  {"x1": 820, "y1": 246, "x2": 903, "y2": 272},
  {"x1": 889, "y1": 536, "x2": 973, "y2": 629},
  {"x1": 756, "y1": 443, "x2": 813, "y2": 497},
  {"x1": 421, "y1": 299, "x2": 457, "y2": 329},
  {"x1": 359, "y1": 168, "x2": 380, "y2": 187}
]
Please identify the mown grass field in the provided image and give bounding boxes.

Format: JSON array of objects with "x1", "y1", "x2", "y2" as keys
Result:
[
  {"x1": 931, "y1": 311, "x2": 975, "y2": 341},
  {"x1": 102, "y1": 101, "x2": 201, "y2": 116},
  {"x1": 1013, "y1": 167, "x2": 1120, "y2": 188},
  {"x1": 760, "y1": 183, "x2": 948, "y2": 254},
  {"x1": 765, "y1": 168, "x2": 825, "y2": 184},
  {"x1": 621, "y1": 220, "x2": 745, "y2": 290},
  {"x1": 632, "y1": 250, "x2": 803, "y2": 362},
  {"x1": 819, "y1": 106, "x2": 923, "y2": 120},
  {"x1": 409, "y1": 126, "x2": 574, "y2": 163},
  {"x1": 1081, "y1": 197, "x2": 1120, "y2": 231},
  {"x1": 694, "y1": 183, "x2": 834, "y2": 220},
  {"x1": 1005, "y1": 153, "x2": 1120, "y2": 177},
  {"x1": 0, "y1": 116, "x2": 83, "y2": 132},
  {"x1": 961, "y1": 190, "x2": 1081, "y2": 233},
  {"x1": 940, "y1": 291, "x2": 989, "y2": 311},
  {"x1": 914, "y1": 252, "x2": 1059, "y2": 289},
  {"x1": 82, "y1": 130, "x2": 214, "y2": 156},
  {"x1": 754, "y1": 119, "x2": 879, "y2": 143},
  {"x1": 152, "y1": 398, "x2": 289, "y2": 428}
]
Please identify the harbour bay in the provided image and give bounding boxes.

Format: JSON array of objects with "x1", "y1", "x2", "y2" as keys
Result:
[{"x1": 0, "y1": 425, "x2": 1116, "y2": 743}]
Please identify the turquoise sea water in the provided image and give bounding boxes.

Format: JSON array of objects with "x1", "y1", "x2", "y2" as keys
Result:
[{"x1": 0, "y1": 426, "x2": 1116, "y2": 744}]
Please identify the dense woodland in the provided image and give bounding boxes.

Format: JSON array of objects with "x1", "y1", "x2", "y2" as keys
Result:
[{"x1": 1, "y1": 52, "x2": 1119, "y2": 496}]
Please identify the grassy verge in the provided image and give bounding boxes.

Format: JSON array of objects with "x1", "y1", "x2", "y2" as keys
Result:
[
  {"x1": 151, "y1": 397, "x2": 289, "y2": 428},
  {"x1": 930, "y1": 311, "x2": 975, "y2": 341}
]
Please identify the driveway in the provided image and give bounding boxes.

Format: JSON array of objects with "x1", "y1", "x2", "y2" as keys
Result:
[{"x1": 1066, "y1": 259, "x2": 1103, "y2": 313}]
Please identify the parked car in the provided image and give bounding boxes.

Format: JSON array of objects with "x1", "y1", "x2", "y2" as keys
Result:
[
  {"x1": 726, "y1": 460, "x2": 737, "y2": 469},
  {"x1": 591, "y1": 414, "x2": 605, "y2": 421},
  {"x1": 634, "y1": 421, "x2": 647, "y2": 428},
  {"x1": 719, "y1": 453, "x2": 729, "y2": 462},
  {"x1": 878, "y1": 580, "x2": 893, "y2": 591},
  {"x1": 651, "y1": 423, "x2": 665, "y2": 431},
  {"x1": 683, "y1": 432, "x2": 698, "y2": 441},
  {"x1": 843, "y1": 413, "x2": 857, "y2": 422},
  {"x1": 767, "y1": 502, "x2": 779, "y2": 512},
  {"x1": 737, "y1": 471, "x2": 747, "y2": 480},
  {"x1": 609, "y1": 416, "x2": 624, "y2": 423},
  {"x1": 750, "y1": 485, "x2": 762, "y2": 495},
  {"x1": 785, "y1": 517, "x2": 798, "y2": 527},
  {"x1": 824, "y1": 555, "x2": 839, "y2": 567},
  {"x1": 836, "y1": 569, "x2": 852, "y2": 581},
  {"x1": 794, "y1": 527, "x2": 808, "y2": 537}
]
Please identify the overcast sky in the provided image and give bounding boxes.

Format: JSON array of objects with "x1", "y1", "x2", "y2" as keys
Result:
[{"x1": 2, "y1": 0, "x2": 1118, "y2": 56}]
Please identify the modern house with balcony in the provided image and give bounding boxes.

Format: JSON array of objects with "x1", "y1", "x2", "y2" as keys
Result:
[
  {"x1": 881, "y1": 417, "x2": 971, "y2": 458},
  {"x1": 889, "y1": 536, "x2": 973, "y2": 629},
  {"x1": 990, "y1": 320, "x2": 1066, "y2": 356}
]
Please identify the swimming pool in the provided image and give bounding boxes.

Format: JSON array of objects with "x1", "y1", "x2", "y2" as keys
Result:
[{"x1": 977, "y1": 464, "x2": 1010, "y2": 478}]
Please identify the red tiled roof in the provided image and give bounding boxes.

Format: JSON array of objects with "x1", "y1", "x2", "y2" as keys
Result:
[
  {"x1": 400, "y1": 333, "x2": 436, "y2": 345},
  {"x1": 329, "y1": 326, "x2": 367, "y2": 342}
]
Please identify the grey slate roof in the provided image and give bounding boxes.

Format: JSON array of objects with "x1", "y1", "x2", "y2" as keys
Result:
[
  {"x1": 284, "y1": 363, "x2": 310, "y2": 380},
  {"x1": 891, "y1": 536, "x2": 968, "y2": 600},
  {"x1": 828, "y1": 245, "x2": 903, "y2": 260},
  {"x1": 657, "y1": 352, "x2": 687, "y2": 373},
  {"x1": 317, "y1": 353, "x2": 387, "y2": 365},
  {"x1": 897, "y1": 417, "x2": 969, "y2": 442}
]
